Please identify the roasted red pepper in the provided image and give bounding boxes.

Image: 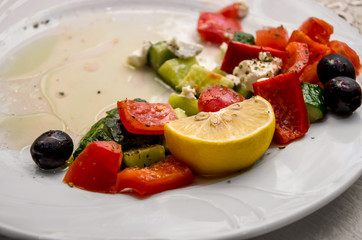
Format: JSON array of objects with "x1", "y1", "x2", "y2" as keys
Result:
[
  {"x1": 283, "y1": 41, "x2": 310, "y2": 75},
  {"x1": 63, "y1": 141, "x2": 123, "y2": 193},
  {"x1": 253, "y1": 72, "x2": 310, "y2": 144},
  {"x1": 117, "y1": 99, "x2": 178, "y2": 135},
  {"x1": 288, "y1": 30, "x2": 332, "y2": 85},
  {"x1": 255, "y1": 25, "x2": 289, "y2": 51},
  {"x1": 299, "y1": 17, "x2": 334, "y2": 45},
  {"x1": 328, "y1": 40, "x2": 361, "y2": 75},
  {"x1": 116, "y1": 155, "x2": 194, "y2": 195},
  {"x1": 220, "y1": 41, "x2": 287, "y2": 74}
]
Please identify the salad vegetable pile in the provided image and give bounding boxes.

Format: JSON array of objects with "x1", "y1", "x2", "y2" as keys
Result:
[{"x1": 30, "y1": 1, "x2": 362, "y2": 195}]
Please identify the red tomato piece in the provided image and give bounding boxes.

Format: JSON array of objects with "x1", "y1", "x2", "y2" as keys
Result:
[
  {"x1": 288, "y1": 30, "x2": 332, "y2": 85},
  {"x1": 116, "y1": 155, "x2": 194, "y2": 195},
  {"x1": 288, "y1": 30, "x2": 331, "y2": 63},
  {"x1": 253, "y1": 72, "x2": 310, "y2": 144},
  {"x1": 255, "y1": 25, "x2": 289, "y2": 51},
  {"x1": 327, "y1": 40, "x2": 361, "y2": 75},
  {"x1": 197, "y1": 12, "x2": 242, "y2": 45},
  {"x1": 117, "y1": 99, "x2": 177, "y2": 135},
  {"x1": 218, "y1": 2, "x2": 246, "y2": 19},
  {"x1": 63, "y1": 141, "x2": 123, "y2": 193},
  {"x1": 299, "y1": 17, "x2": 333, "y2": 45},
  {"x1": 198, "y1": 85, "x2": 245, "y2": 112},
  {"x1": 220, "y1": 41, "x2": 288, "y2": 74},
  {"x1": 282, "y1": 42, "x2": 310, "y2": 75}
]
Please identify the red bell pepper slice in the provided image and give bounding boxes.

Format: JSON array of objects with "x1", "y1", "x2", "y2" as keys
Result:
[
  {"x1": 298, "y1": 17, "x2": 334, "y2": 45},
  {"x1": 220, "y1": 41, "x2": 287, "y2": 74},
  {"x1": 63, "y1": 141, "x2": 123, "y2": 193},
  {"x1": 253, "y1": 72, "x2": 310, "y2": 144},
  {"x1": 117, "y1": 99, "x2": 178, "y2": 135},
  {"x1": 255, "y1": 25, "x2": 289, "y2": 51},
  {"x1": 327, "y1": 40, "x2": 361, "y2": 75},
  {"x1": 282, "y1": 42, "x2": 310, "y2": 75},
  {"x1": 197, "y1": 12, "x2": 242, "y2": 45},
  {"x1": 116, "y1": 155, "x2": 194, "y2": 195}
]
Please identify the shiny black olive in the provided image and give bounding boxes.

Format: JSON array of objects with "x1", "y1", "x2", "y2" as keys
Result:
[
  {"x1": 30, "y1": 130, "x2": 74, "y2": 170},
  {"x1": 324, "y1": 76, "x2": 361, "y2": 115},
  {"x1": 317, "y1": 53, "x2": 356, "y2": 84}
]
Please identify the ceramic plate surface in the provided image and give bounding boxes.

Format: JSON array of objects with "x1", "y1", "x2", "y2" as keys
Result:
[{"x1": 0, "y1": 0, "x2": 361, "y2": 239}]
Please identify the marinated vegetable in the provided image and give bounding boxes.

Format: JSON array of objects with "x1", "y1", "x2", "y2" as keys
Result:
[
  {"x1": 30, "y1": 130, "x2": 73, "y2": 170},
  {"x1": 116, "y1": 155, "x2": 194, "y2": 195},
  {"x1": 301, "y1": 82, "x2": 325, "y2": 122},
  {"x1": 253, "y1": 72, "x2": 310, "y2": 144},
  {"x1": 123, "y1": 144, "x2": 166, "y2": 168},
  {"x1": 73, "y1": 107, "x2": 161, "y2": 159},
  {"x1": 63, "y1": 141, "x2": 123, "y2": 193}
]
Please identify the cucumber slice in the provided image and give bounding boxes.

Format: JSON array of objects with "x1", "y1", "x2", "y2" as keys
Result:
[
  {"x1": 158, "y1": 57, "x2": 198, "y2": 90},
  {"x1": 169, "y1": 93, "x2": 199, "y2": 116},
  {"x1": 302, "y1": 82, "x2": 325, "y2": 123},
  {"x1": 234, "y1": 84, "x2": 253, "y2": 99},
  {"x1": 173, "y1": 108, "x2": 188, "y2": 119},
  {"x1": 148, "y1": 41, "x2": 176, "y2": 71},
  {"x1": 123, "y1": 144, "x2": 166, "y2": 168},
  {"x1": 177, "y1": 64, "x2": 234, "y2": 94}
]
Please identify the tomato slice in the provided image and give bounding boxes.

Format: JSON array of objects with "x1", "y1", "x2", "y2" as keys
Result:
[
  {"x1": 283, "y1": 42, "x2": 310, "y2": 75},
  {"x1": 299, "y1": 17, "x2": 333, "y2": 45},
  {"x1": 327, "y1": 40, "x2": 361, "y2": 75},
  {"x1": 253, "y1": 72, "x2": 310, "y2": 144},
  {"x1": 63, "y1": 141, "x2": 123, "y2": 193},
  {"x1": 197, "y1": 12, "x2": 242, "y2": 45},
  {"x1": 116, "y1": 155, "x2": 194, "y2": 195},
  {"x1": 198, "y1": 85, "x2": 244, "y2": 112},
  {"x1": 220, "y1": 41, "x2": 287, "y2": 74},
  {"x1": 117, "y1": 99, "x2": 177, "y2": 135},
  {"x1": 255, "y1": 25, "x2": 289, "y2": 51}
]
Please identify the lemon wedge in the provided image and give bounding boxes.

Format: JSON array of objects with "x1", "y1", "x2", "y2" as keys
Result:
[{"x1": 164, "y1": 96, "x2": 275, "y2": 176}]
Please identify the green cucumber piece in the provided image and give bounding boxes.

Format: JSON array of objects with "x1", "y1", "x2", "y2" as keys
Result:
[
  {"x1": 168, "y1": 92, "x2": 199, "y2": 116},
  {"x1": 123, "y1": 144, "x2": 165, "y2": 168},
  {"x1": 212, "y1": 67, "x2": 227, "y2": 76},
  {"x1": 158, "y1": 57, "x2": 198, "y2": 90},
  {"x1": 147, "y1": 41, "x2": 176, "y2": 71},
  {"x1": 302, "y1": 82, "x2": 325, "y2": 123},
  {"x1": 173, "y1": 108, "x2": 188, "y2": 119},
  {"x1": 177, "y1": 64, "x2": 234, "y2": 94},
  {"x1": 234, "y1": 84, "x2": 253, "y2": 99},
  {"x1": 232, "y1": 31, "x2": 255, "y2": 45}
]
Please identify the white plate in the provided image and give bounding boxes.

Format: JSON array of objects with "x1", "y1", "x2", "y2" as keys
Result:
[{"x1": 0, "y1": 0, "x2": 361, "y2": 239}]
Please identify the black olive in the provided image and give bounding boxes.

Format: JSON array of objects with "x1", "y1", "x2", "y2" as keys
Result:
[
  {"x1": 30, "y1": 130, "x2": 74, "y2": 170},
  {"x1": 324, "y1": 76, "x2": 361, "y2": 115},
  {"x1": 317, "y1": 53, "x2": 356, "y2": 84}
]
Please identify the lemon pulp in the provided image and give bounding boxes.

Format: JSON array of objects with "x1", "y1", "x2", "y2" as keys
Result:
[{"x1": 164, "y1": 96, "x2": 275, "y2": 176}]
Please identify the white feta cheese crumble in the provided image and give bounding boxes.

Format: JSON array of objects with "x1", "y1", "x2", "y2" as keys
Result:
[
  {"x1": 232, "y1": 52, "x2": 282, "y2": 92},
  {"x1": 180, "y1": 86, "x2": 197, "y2": 99},
  {"x1": 127, "y1": 41, "x2": 151, "y2": 68},
  {"x1": 167, "y1": 37, "x2": 203, "y2": 59}
]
